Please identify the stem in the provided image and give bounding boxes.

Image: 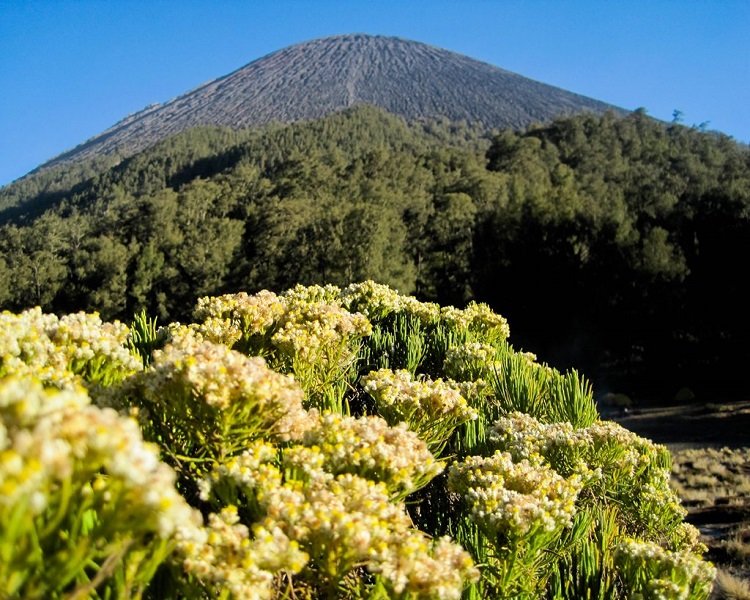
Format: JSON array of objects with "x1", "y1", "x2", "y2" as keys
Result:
[{"x1": 64, "y1": 539, "x2": 134, "y2": 600}]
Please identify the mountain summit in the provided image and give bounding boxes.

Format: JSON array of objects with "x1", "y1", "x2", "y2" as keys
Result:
[{"x1": 47, "y1": 34, "x2": 618, "y2": 167}]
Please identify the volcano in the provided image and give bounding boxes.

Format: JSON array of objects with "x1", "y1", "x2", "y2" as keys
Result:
[{"x1": 45, "y1": 34, "x2": 618, "y2": 168}]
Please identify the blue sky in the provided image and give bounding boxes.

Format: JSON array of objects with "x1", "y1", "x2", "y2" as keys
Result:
[{"x1": 1, "y1": 0, "x2": 748, "y2": 186}]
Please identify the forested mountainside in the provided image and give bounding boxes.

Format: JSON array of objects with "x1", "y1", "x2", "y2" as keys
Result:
[
  {"x1": 27, "y1": 34, "x2": 618, "y2": 171},
  {"x1": 2, "y1": 106, "x2": 749, "y2": 397}
]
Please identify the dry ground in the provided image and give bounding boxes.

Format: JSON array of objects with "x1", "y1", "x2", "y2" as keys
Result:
[{"x1": 615, "y1": 401, "x2": 750, "y2": 598}]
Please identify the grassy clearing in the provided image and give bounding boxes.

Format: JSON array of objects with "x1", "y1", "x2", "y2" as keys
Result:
[
  {"x1": 714, "y1": 569, "x2": 750, "y2": 600},
  {"x1": 670, "y1": 446, "x2": 750, "y2": 598},
  {"x1": 671, "y1": 447, "x2": 750, "y2": 508}
]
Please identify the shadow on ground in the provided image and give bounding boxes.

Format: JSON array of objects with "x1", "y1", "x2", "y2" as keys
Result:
[{"x1": 614, "y1": 401, "x2": 750, "y2": 450}]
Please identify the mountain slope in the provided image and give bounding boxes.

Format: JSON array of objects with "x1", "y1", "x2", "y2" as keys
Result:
[{"x1": 44, "y1": 34, "x2": 618, "y2": 168}]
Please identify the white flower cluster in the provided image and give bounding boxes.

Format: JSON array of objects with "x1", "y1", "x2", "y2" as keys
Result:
[
  {"x1": 615, "y1": 537, "x2": 716, "y2": 600},
  {"x1": 490, "y1": 412, "x2": 693, "y2": 544},
  {"x1": 340, "y1": 282, "x2": 511, "y2": 342},
  {"x1": 491, "y1": 412, "x2": 577, "y2": 461},
  {"x1": 193, "y1": 426, "x2": 475, "y2": 598},
  {"x1": 198, "y1": 439, "x2": 283, "y2": 504},
  {"x1": 362, "y1": 369, "x2": 476, "y2": 419},
  {"x1": 340, "y1": 281, "x2": 404, "y2": 317},
  {"x1": 187, "y1": 317, "x2": 244, "y2": 348},
  {"x1": 341, "y1": 280, "x2": 441, "y2": 324},
  {"x1": 51, "y1": 311, "x2": 139, "y2": 369},
  {"x1": 194, "y1": 287, "x2": 373, "y2": 370},
  {"x1": 280, "y1": 283, "x2": 343, "y2": 306},
  {"x1": 0, "y1": 308, "x2": 141, "y2": 390},
  {"x1": 177, "y1": 505, "x2": 307, "y2": 600},
  {"x1": 491, "y1": 412, "x2": 665, "y2": 480},
  {"x1": 440, "y1": 302, "x2": 510, "y2": 342},
  {"x1": 285, "y1": 412, "x2": 444, "y2": 498},
  {"x1": 192, "y1": 289, "x2": 372, "y2": 410},
  {"x1": 375, "y1": 533, "x2": 480, "y2": 600},
  {"x1": 263, "y1": 473, "x2": 411, "y2": 570},
  {"x1": 447, "y1": 451, "x2": 582, "y2": 538},
  {"x1": 443, "y1": 341, "x2": 499, "y2": 381},
  {"x1": 635, "y1": 466, "x2": 689, "y2": 529},
  {"x1": 271, "y1": 300, "x2": 372, "y2": 367},
  {"x1": 194, "y1": 290, "x2": 286, "y2": 342},
  {"x1": 140, "y1": 339, "x2": 311, "y2": 453},
  {"x1": 163, "y1": 321, "x2": 248, "y2": 356},
  {"x1": 361, "y1": 368, "x2": 477, "y2": 452},
  {"x1": 0, "y1": 377, "x2": 201, "y2": 538},
  {"x1": 671, "y1": 522, "x2": 708, "y2": 555},
  {"x1": 260, "y1": 471, "x2": 477, "y2": 598}
]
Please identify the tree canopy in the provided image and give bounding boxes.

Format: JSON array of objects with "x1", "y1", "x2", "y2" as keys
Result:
[{"x1": 2, "y1": 106, "x2": 749, "y2": 398}]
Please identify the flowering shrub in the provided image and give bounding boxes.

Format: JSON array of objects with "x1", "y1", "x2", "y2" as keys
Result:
[
  {"x1": 285, "y1": 412, "x2": 444, "y2": 499},
  {"x1": 0, "y1": 308, "x2": 141, "y2": 394},
  {"x1": 271, "y1": 298, "x2": 371, "y2": 410},
  {"x1": 198, "y1": 450, "x2": 474, "y2": 599},
  {"x1": 175, "y1": 505, "x2": 307, "y2": 600},
  {"x1": 192, "y1": 288, "x2": 371, "y2": 411},
  {"x1": 448, "y1": 451, "x2": 582, "y2": 538},
  {"x1": 256, "y1": 470, "x2": 478, "y2": 599},
  {"x1": 0, "y1": 377, "x2": 201, "y2": 599},
  {"x1": 127, "y1": 337, "x2": 309, "y2": 462},
  {"x1": 361, "y1": 368, "x2": 477, "y2": 455},
  {"x1": 0, "y1": 282, "x2": 715, "y2": 599},
  {"x1": 193, "y1": 289, "x2": 286, "y2": 354},
  {"x1": 448, "y1": 451, "x2": 583, "y2": 598},
  {"x1": 490, "y1": 412, "x2": 686, "y2": 541},
  {"x1": 440, "y1": 301, "x2": 510, "y2": 346},
  {"x1": 615, "y1": 538, "x2": 716, "y2": 600},
  {"x1": 341, "y1": 280, "x2": 441, "y2": 325},
  {"x1": 443, "y1": 341, "x2": 499, "y2": 381}
]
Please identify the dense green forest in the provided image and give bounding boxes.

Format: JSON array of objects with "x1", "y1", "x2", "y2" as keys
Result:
[{"x1": 2, "y1": 106, "x2": 749, "y2": 398}]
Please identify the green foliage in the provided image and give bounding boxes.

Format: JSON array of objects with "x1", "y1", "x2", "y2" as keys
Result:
[
  {"x1": 2, "y1": 106, "x2": 750, "y2": 396},
  {"x1": 127, "y1": 310, "x2": 161, "y2": 366},
  {"x1": 615, "y1": 538, "x2": 716, "y2": 599},
  {"x1": 549, "y1": 507, "x2": 621, "y2": 600},
  {"x1": 490, "y1": 351, "x2": 552, "y2": 419},
  {"x1": 0, "y1": 379, "x2": 191, "y2": 600},
  {"x1": 361, "y1": 314, "x2": 429, "y2": 375},
  {"x1": 547, "y1": 369, "x2": 599, "y2": 429},
  {"x1": 0, "y1": 283, "x2": 716, "y2": 599}
]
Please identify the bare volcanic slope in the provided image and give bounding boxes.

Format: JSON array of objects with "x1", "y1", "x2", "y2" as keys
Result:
[{"x1": 46, "y1": 34, "x2": 618, "y2": 168}]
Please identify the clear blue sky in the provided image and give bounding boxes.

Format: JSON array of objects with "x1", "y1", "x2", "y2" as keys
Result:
[{"x1": 1, "y1": 0, "x2": 748, "y2": 186}]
